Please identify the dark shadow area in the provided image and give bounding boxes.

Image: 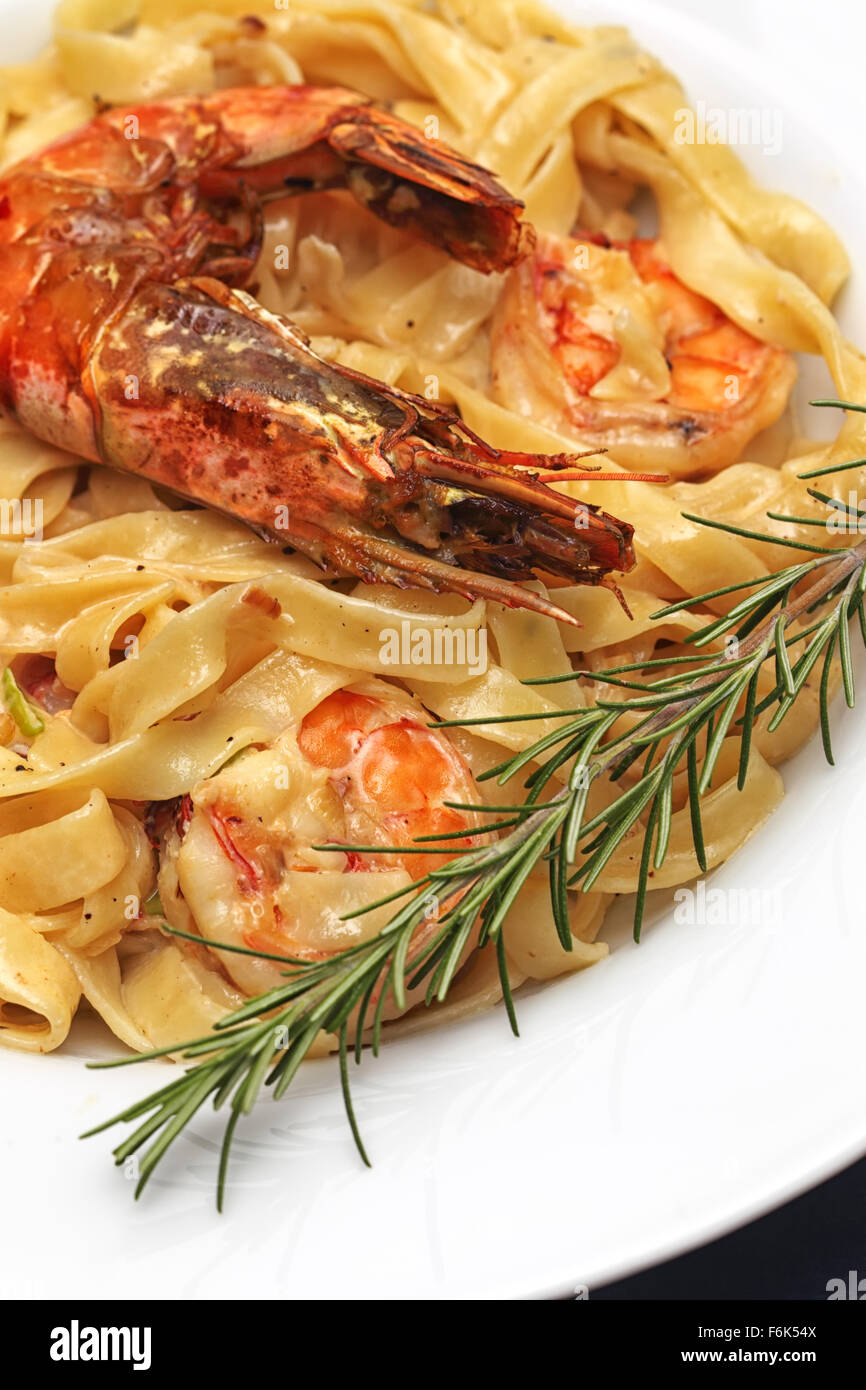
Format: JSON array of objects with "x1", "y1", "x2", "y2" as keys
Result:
[{"x1": 594, "y1": 1156, "x2": 866, "y2": 1300}]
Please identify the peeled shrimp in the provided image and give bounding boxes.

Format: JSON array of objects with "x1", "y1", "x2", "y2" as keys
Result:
[
  {"x1": 490, "y1": 230, "x2": 797, "y2": 477},
  {"x1": 156, "y1": 682, "x2": 483, "y2": 1013}
]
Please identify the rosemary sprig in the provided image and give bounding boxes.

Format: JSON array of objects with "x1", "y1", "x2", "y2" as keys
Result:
[{"x1": 84, "y1": 436, "x2": 866, "y2": 1205}]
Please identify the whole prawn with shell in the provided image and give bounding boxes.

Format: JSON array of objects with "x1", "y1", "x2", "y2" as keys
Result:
[{"x1": 0, "y1": 85, "x2": 642, "y2": 624}]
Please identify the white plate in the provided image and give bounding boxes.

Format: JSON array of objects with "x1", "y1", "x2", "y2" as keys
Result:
[{"x1": 2, "y1": 0, "x2": 865, "y2": 1301}]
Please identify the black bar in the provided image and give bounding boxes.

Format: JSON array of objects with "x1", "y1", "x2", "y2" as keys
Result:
[{"x1": 2, "y1": 1298, "x2": 862, "y2": 1372}]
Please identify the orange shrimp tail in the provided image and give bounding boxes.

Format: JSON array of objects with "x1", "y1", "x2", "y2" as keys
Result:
[{"x1": 226, "y1": 85, "x2": 535, "y2": 273}]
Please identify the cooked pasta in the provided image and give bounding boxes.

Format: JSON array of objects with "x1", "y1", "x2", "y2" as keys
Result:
[{"x1": 0, "y1": 0, "x2": 863, "y2": 1058}]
